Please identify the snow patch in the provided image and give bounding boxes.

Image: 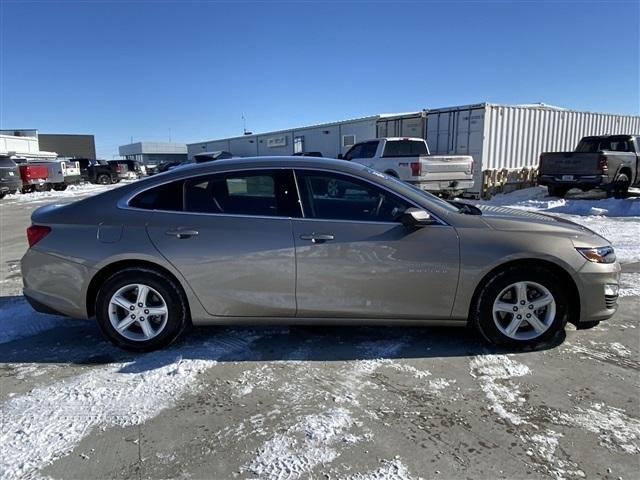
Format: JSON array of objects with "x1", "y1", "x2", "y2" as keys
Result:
[
  {"x1": 0, "y1": 297, "x2": 73, "y2": 344},
  {"x1": 469, "y1": 355, "x2": 530, "y2": 425},
  {"x1": 0, "y1": 331, "x2": 261, "y2": 479},
  {"x1": 482, "y1": 186, "x2": 640, "y2": 217},
  {"x1": 234, "y1": 365, "x2": 275, "y2": 396},
  {"x1": 553, "y1": 403, "x2": 640, "y2": 455},
  {"x1": 619, "y1": 273, "x2": 640, "y2": 298},
  {"x1": 246, "y1": 408, "x2": 357, "y2": 479},
  {"x1": 345, "y1": 458, "x2": 417, "y2": 480}
]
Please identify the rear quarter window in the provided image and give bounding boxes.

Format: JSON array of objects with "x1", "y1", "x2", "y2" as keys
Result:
[{"x1": 129, "y1": 181, "x2": 184, "y2": 211}]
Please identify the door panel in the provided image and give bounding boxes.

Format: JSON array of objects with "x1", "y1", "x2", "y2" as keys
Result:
[
  {"x1": 147, "y1": 214, "x2": 296, "y2": 317},
  {"x1": 293, "y1": 220, "x2": 460, "y2": 319}
]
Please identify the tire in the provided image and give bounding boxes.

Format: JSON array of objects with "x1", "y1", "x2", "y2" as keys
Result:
[
  {"x1": 97, "y1": 174, "x2": 111, "y2": 185},
  {"x1": 0, "y1": 192, "x2": 5, "y2": 199},
  {"x1": 52, "y1": 183, "x2": 68, "y2": 191},
  {"x1": 471, "y1": 265, "x2": 569, "y2": 348},
  {"x1": 21, "y1": 185, "x2": 35, "y2": 194},
  {"x1": 547, "y1": 185, "x2": 569, "y2": 198},
  {"x1": 609, "y1": 173, "x2": 630, "y2": 199},
  {"x1": 95, "y1": 268, "x2": 189, "y2": 351}
]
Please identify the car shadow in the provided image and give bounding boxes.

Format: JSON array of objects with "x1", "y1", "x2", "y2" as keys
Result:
[{"x1": 0, "y1": 295, "x2": 566, "y2": 372}]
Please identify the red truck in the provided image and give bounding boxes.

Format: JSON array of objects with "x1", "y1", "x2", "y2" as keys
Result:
[{"x1": 18, "y1": 163, "x2": 49, "y2": 193}]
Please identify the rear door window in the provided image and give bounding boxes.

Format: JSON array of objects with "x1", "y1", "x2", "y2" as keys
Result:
[{"x1": 184, "y1": 169, "x2": 300, "y2": 217}]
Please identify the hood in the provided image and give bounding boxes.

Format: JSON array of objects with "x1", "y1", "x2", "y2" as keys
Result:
[{"x1": 476, "y1": 205, "x2": 599, "y2": 237}]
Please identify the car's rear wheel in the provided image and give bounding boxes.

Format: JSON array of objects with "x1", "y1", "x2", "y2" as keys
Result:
[
  {"x1": 472, "y1": 266, "x2": 568, "y2": 348},
  {"x1": 97, "y1": 174, "x2": 111, "y2": 185},
  {"x1": 96, "y1": 268, "x2": 189, "y2": 351},
  {"x1": 608, "y1": 173, "x2": 630, "y2": 199}
]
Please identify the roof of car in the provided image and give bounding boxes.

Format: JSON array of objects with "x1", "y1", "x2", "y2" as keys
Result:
[{"x1": 171, "y1": 156, "x2": 364, "y2": 174}]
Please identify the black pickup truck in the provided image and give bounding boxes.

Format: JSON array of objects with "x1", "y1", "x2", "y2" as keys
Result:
[
  {"x1": 539, "y1": 135, "x2": 640, "y2": 198},
  {"x1": 76, "y1": 158, "x2": 121, "y2": 185}
]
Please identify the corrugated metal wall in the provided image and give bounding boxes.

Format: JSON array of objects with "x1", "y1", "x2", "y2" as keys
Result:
[{"x1": 484, "y1": 104, "x2": 640, "y2": 170}]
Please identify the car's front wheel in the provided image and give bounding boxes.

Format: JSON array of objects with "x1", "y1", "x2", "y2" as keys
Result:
[
  {"x1": 472, "y1": 266, "x2": 568, "y2": 348},
  {"x1": 96, "y1": 268, "x2": 189, "y2": 351}
]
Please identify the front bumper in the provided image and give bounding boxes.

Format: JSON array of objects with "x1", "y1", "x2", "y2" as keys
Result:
[
  {"x1": 575, "y1": 261, "x2": 621, "y2": 323},
  {"x1": 411, "y1": 179, "x2": 475, "y2": 192}
]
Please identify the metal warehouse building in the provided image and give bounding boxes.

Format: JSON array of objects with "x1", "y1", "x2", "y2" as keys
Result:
[
  {"x1": 188, "y1": 103, "x2": 640, "y2": 196},
  {"x1": 119, "y1": 142, "x2": 188, "y2": 166}
]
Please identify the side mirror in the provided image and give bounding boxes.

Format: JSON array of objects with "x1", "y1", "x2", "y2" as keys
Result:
[
  {"x1": 337, "y1": 154, "x2": 344, "y2": 159},
  {"x1": 401, "y1": 208, "x2": 436, "y2": 227}
]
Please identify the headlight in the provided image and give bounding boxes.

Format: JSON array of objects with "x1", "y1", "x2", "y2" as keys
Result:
[{"x1": 576, "y1": 246, "x2": 616, "y2": 263}]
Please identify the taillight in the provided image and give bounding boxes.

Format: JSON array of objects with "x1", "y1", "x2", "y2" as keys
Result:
[
  {"x1": 468, "y1": 159, "x2": 474, "y2": 174},
  {"x1": 27, "y1": 225, "x2": 51, "y2": 247},
  {"x1": 410, "y1": 162, "x2": 422, "y2": 176},
  {"x1": 598, "y1": 155, "x2": 608, "y2": 172}
]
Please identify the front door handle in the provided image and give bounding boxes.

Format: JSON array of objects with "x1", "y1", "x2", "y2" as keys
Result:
[
  {"x1": 299, "y1": 233, "x2": 335, "y2": 244},
  {"x1": 165, "y1": 228, "x2": 199, "y2": 239}
]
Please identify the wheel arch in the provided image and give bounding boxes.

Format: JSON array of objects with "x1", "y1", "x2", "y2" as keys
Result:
[
  {"x1": 384, "y1": 170, "x2": 399, "y2": 178},
  {"x1": 86, "y1": 259, "x2": 191, "y2": 319},
  {"x1": 467, "y1": 258, "x2": 580, "y2": 325}
]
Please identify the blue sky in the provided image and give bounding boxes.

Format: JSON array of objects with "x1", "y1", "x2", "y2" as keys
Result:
[{"x1": 1, "y1": 1, "x2": 638, "y2": 158}]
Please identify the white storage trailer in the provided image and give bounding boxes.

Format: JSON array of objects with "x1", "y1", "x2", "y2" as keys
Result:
[{"x1": 188, "y1": 103, "x2": 640, "y2": 197}]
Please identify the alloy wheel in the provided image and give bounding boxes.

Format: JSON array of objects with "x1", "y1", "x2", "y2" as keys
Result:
[
  {"x1": 492, "y1": 281, "x2": 556, "y2": 341},
  {"x1": 108, "y1": 283, "x2": 169, "y2": 341}
]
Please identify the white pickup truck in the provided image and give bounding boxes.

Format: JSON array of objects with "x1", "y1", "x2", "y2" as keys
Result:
[{"x1": 339, "y1": 137, "x2": 474, "y2": 195}]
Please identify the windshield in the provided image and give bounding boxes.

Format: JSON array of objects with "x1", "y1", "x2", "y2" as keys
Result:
[{"x1": 365, "y1": 168, "x2": 460, "y2": 213}]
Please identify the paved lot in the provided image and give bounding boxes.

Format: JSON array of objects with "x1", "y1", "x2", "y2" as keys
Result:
[{"x1": 0, "y1": 185, "x2": 639, "y2": 480}]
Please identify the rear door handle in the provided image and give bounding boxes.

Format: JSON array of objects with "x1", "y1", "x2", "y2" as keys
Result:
[
  {"x1": 165, "y1": 228, "x2": 199, "y2": 239},
  {"x1": 299, "y1": 233, "x2": 334, "y2": 244}
]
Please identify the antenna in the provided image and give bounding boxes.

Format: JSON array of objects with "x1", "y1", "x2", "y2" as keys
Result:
[{"x1": 242, "y1": 113, "x2": 252, "y2": 135}]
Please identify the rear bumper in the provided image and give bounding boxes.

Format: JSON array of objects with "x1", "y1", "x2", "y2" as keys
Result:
[
  {"x1": 0, "y1": 178, "x2": 22, "y2": 193},
  {"x1": 410, "y1": 179, "x2": 474, "y2": 192},
  {"x1": 575, "y1": 261, "x2": 621, "y2": 323},
  {"x1": 539, "y1": 174, "x2": 610, "y2": 188},
  {"x1": 21, "y1": 248, "x2": 92, "y2": 319},
  {"x1": 63, "y1": 174, "x2": 82, "y2": 185}
]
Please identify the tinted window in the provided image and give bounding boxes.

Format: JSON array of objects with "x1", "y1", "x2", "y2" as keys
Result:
[
  {"x1": 184, "y1": 170, "x2": 299, "y2": 217},
  {"x1": 296, "y1": 170, "x2": 411, "y2": 222},
  {"x1": 343, "y1": 144, "x2": 363, "y2": 160},
  {"x1": 576, "y1": 136, "x2": 632, "y2": 153},
  {"x1": 130, "y1": 180, "x2": 184, "y2": 211},
  {"x1": 382, "y1": 140, "x2": 428, "y2": 157},
  {"x1": 0, "y1": 157, "x2": 17, "y2": 168}
]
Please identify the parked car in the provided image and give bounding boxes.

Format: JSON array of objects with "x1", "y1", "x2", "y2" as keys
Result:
[
  {"x1": 340, "y1": 138, "x2": 474, "y2": 196},
  {"x1": 76, "y1": 158, "x2": 120, "y2": 184},
  {"x1": 0, "y1": 156, "x2": 22, "y2": 198},
  {"x1": 22, "y1": 157, "x2": 619, "y2": 352},
  {"x1": 193, "y1": 151, "x2": 234, "y2": 163},
  {"x1": 28, "y1": 160, "x2": 82, "y2": 191},
  {"x1": 107, "y1": 160, "x2": 131, "y2": 181},
  {"x1": 539, "y1": 135, "x2": 640, "y2": 198},
  {"x1": 118, "y1": 159, "x2": 147, "y2": 178},
  {"x1": 14, "y1": 160, "x2": 49, "y2": 193}
]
